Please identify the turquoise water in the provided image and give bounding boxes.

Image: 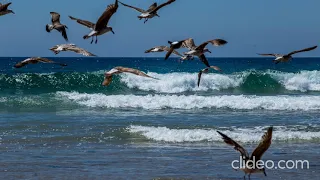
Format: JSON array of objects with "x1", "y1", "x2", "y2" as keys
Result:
[{"x1": 0, "y1": 57, "x2": 320, "y2": 179}]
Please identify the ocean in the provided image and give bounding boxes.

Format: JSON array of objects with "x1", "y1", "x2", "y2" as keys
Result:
[{"x1": 0, "y1": 57, "x2": 319, "y2": 180}]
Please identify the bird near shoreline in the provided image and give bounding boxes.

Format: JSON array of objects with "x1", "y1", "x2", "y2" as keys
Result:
[
  {"x1": 50, "y1": 44, "x2": 96, "y2": 56},
  {"x1": 119, "y1": 0, "x2": 176, "y2": 23},
  {"x1": 13, "y1": 57, "x2": 67, "y2": 68},
  {"x1": 82, "y1": 0, "x2": 118, "y2": 44},
  {"x1": 197, "y1": 66, "x2": 222, "y2": 87},
  {"x1": 258, "y1": 46, "x2": 318, "y2": 64},
  {"x1": 217, "y1": 127, "x2": 273, "y2": 180},
  {"x1": 102, "y1": 66, "x2": 157, "y2": 86}
]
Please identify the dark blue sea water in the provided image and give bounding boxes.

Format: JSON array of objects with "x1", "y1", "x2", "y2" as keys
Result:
[{"x1": 0, "y1": 57, "x2": 320, "y2": 179}]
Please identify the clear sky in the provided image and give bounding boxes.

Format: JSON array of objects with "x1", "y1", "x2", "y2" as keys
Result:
[{"x1": 1, "y1": 0, "x2": 319, "y2": 57}]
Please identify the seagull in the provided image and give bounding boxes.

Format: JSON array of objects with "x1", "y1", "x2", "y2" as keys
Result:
[
  {"x1": 50, "y1": 44, "x2": 96, "y2": 56},
  {"x1": 165, "y1": 39, "x2": 188, "y2": 60},
  {"x1": 217, "y1": 127, "x2": 273, "y2": 180},
  {"x1": 102, "y1": 66, "x2": 157, "y2": 86},
  {"x1": 46, "y1": 12, "x2": 68, "y2": 41},
  {"x1": 82, "y1": 0, "x2": 118, "y2": 44},
  {"x1": 14, "y1": 57, "x2": 67, "y2": 68},
  {"x1": 197, "y1": 66, "x2": 222, "y2": 87},
  {"x1": 258, "y1": 45, "x2": 317, "y2": 64},
  {"x1": 119, "y1": 0, "x2": 176, "y2": 23},
  {"x1": 165, "y1": 38, "x2": 227, "y2": 67},
  {"x1": 0, "y1": 2, "x2": 14, "y2": 16},
  {"x1": 145, "y1": 46, "x2": 182, "y2": 56}
]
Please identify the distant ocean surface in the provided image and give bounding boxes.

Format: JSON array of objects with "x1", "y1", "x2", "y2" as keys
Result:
[{"x1": 0, "y1": 57, "x2": 319, "y2": 179}]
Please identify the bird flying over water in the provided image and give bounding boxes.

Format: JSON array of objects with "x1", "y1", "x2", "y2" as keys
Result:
[
  {"x1": 82, "y1": 0, "x2": 118, "y2": 44},
  {"x1": 119, "y1": 0, "x2": 176, "y2": 23},
  {"x1": 0, "y1": 2, "x2": 14, "y2": 16},
  {"x1": 46, "y1": 12, "x2": 68, "y2": 41},
  {"x1": 166, "y1": 38, "x2": 227, "y2": 67},
  {"x1": 145, "y1": 46, "x2": 182, "y2": 56},
  {"x1": 102, "y1": 66, "x2": 156, "y2": 86},
  {"x1": 14, "y1": 57, "x2": 67, "y2": 68},
  {"x1": 217, "y1": 127, "x2": 273, "y2": 180},
  {"x1": 50, "y1": 44, "x2": 96, "y2": 56},
  {"x1": 258, "y1": 45, "x2": 317, "y2": 64},
  {"x1": 197, "y1": 66, "x2": 222, "y2": 87}
]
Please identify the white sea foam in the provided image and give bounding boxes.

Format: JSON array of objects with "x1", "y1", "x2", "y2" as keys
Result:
[
  {"x1": 57, "y1": 91, "x2": 320, "y2": 110},
  {"x1": 120, "y1": 72, "x2": 245, "y2": 93},
  {"x1": 128, "y1": 125, "x2": 320, "y2": 143},
  {"x1": 270, "y1": 70, "x2": 320, "y2": 92}
]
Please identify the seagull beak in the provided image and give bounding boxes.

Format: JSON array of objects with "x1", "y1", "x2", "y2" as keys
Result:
[{"x1": 111, "y1": 30, "x2": 115, "y2": 34}]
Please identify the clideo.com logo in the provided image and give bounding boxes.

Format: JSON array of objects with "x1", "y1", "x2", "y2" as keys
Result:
[{"x1": 231, "y1": 156, "x2": 310, "y2": 170}]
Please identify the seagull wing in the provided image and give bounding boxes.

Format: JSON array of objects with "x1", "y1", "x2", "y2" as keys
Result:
[
  {"x1": 116, "y1": 67, "x2": 155, "y2": 79},
  {"x1": 287, "y1": 45, "x2": 318, "y2": 56},
  {"x1": 14, "y1": 58, "x2": 37, "y2": 68},
  {"x1": 0, "y1": 2, "x2": 11, "y2": 11},
  {"x1": 165, "y1": 47, "x2": 175, "y2": 60},
  {"x1": 197, "y1": 69, "x2": 205, "y2": 87},
  {"x1": 119, "y1": 1, "x2": 146, "y2": 13},
  {"x1": 69, "y1": 16, "x2": 95, "y2": 29},
  {"x1": 149, "y1": 0, "x2": 176, "y2": 14},
  {"x1": 250, "y1": 127, "x2": 273, "y2": 161},
  {"x1": 182, "y1": 38, "x2": 197, "y2": 50},
  {"x1": 67, "y1": 46, "x2": 96, "y2": 56},
  {"x1": 37, "y1": 57, "x2": 67, "y2": 66},
  {"x1": 95, "y1": 0, "x2": 119, "y2": 31},
  {"x1": 50, "y1": 12, "x2": 61, "y2": 25},
  {"x1": 217, "y1": 131, "x2": 250, "y2": 160},
  {"x1": 146, "y1": 2, "x2": 157, "y2": 12},
  {"x1": 257, "y1": 53, "x2": 279, "y2": 57},
  {"x1": 207, "y1": 39, "x2": 228, "y2": 46},
  {"x1": 102, "y1": 75, "x2": 113, "y2": 86},
  {"x1": 60, "y1": 27, "x2": 68, "y2": 41},
  {"x1": 198, "y1": 54, "x2": 210, "y2": 67},
  {"x1": 161, "y1": 46, "x2": 182, "y2": 56}
]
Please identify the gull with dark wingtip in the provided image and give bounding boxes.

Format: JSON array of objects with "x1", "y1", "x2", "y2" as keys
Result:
[
  {"x1": 102, "y1": 66, "x2": 157, "y2": 86},
  {"x1": 50, "y1": 44, "x2": 96, "y2": 56},
  {"x1": 0, "y1": 2, "x2": 14, "y2": 16},
  {"x1": 217, "y1": 127, "x2": 273, "y2": 180},
  {"x1": 46, "y1": 12, "x2": 68, "y2": 41},
  {"x1": 258, "y1": 45, "x2": 317, "y2": 64},
  {"x1": 166, "y1": 38, "x2": 227, "y2": 67},
  {"x1": 82, "y1": 0, "x2": 118, "y2": 44},
  {"x1": 119, "y1": 0, "x2": 176, "y2": 23},
  {"x1": 197, "y1": 66, "x2": 222, "y2": 87},
  {"x1": 14, "y1": 57, "x2": 67, "y2": 68},
  {"x1": 146, "y1": 46, "x2": 194, "y2": 61}
]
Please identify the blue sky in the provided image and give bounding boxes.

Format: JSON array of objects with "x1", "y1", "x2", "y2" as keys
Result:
[{"x1": 0, "y1": 0, "x2": 319, "y2": 57}]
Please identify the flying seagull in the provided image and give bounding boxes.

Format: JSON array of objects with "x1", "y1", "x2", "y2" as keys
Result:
[
  {"x1": 46, "y1": 12, "x2": 68, "y2": 41},
  {"x1": 145, "y1": 46, "x2": 182, "y2": 56},
  {"x1": 165, "y1": 39, "x2": 189, "y2": 60},
  {"x1": 119, "y1": 0, "x2": 176, "y2": 23},
  {"x1": 14, "y1": 57, "x2": 67, "y2": 68},
  {"x1": 82, "y1": 0, "x2": 118, "y2": 44},
  {"x1": 50, "y1": 44, "x2": 96, "y2": 56},
  {"x1": 102, "y1": 66, "x2": 157, "y2": 86},
  {"x1": 197, "y1": 66, "x2": 222, "y2": 87},
  {"x1": 217, "y1": 127, "x2": 273, "y2": 180},
  {"x1": 166, "y1": 38, "x2": 227, "y2": 67},
  {"x1": 258, "y1": 45, "x2": 317, "y2": 64},
  {"x1": 0, "y1": 2, "x2": 14, "y2": 16}
]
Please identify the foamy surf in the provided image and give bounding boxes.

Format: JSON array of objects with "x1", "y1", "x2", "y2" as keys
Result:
[
  {"x1": 57, "y1": 91, "x2": 320, "y2": 110},
  {"x1": 128, "y1": 125, "x2": 320, "y2": 143}
]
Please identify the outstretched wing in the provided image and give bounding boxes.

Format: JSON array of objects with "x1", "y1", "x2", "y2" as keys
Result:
[
  {"x1": 119, "y1": 1, "x2": 146, "y2": 13},
  {"x1": 217, "y1": 131, "x2": 250, "y2": 159},
  {"x1": 182, "y1": 38, "x2": 197, "y2": 50},
  {"x1": 149, "y1": 0, "x2": 176, "y2": 14},
  {"x1": 0, "y1": 2, "x2": 11, "y2": 11},
  {"x1": 147, "y1": 2, "x2": 157, "y2": 12},
  {"x1": 250, "y1": 127, "x2": 273, "y2": 161},
  {"x1": 198, "y1": 54, "x2": 210, "y2": 67},
  {"x1": 95, "y1": 0, "x2": 118, "y2": 31},
  {"x1": 257, "y1": 53, "x2": 280, "y2": 57},
  {"x1": 69, "y1": 16, "x2": 95, "y2": 28},
  {"x1": 207, "y1": 39, "x2": 228, "y2": 46},
  {"x1": 117, "y1": 67, "x2": 155, "y2": 79},
  {"x1": 67, "y1": 46, "x2": 96, "y2": 56},
  {"x1": 159, "y1": 46, "x2": 183, "y2": 56},
  {"x1": 288, "y1": 46, "x2": 318, "y2": 56},
  {"x1": 197, "y1": 69, "x2": 205, "y2": 87},
  {"x1": 50, "y1": 12, "x2": 61, "y2": 25}
]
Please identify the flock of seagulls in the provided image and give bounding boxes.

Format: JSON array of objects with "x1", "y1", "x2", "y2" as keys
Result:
[{"x1": 0, "y1": 1, "x2": 318, "y2": 179}]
